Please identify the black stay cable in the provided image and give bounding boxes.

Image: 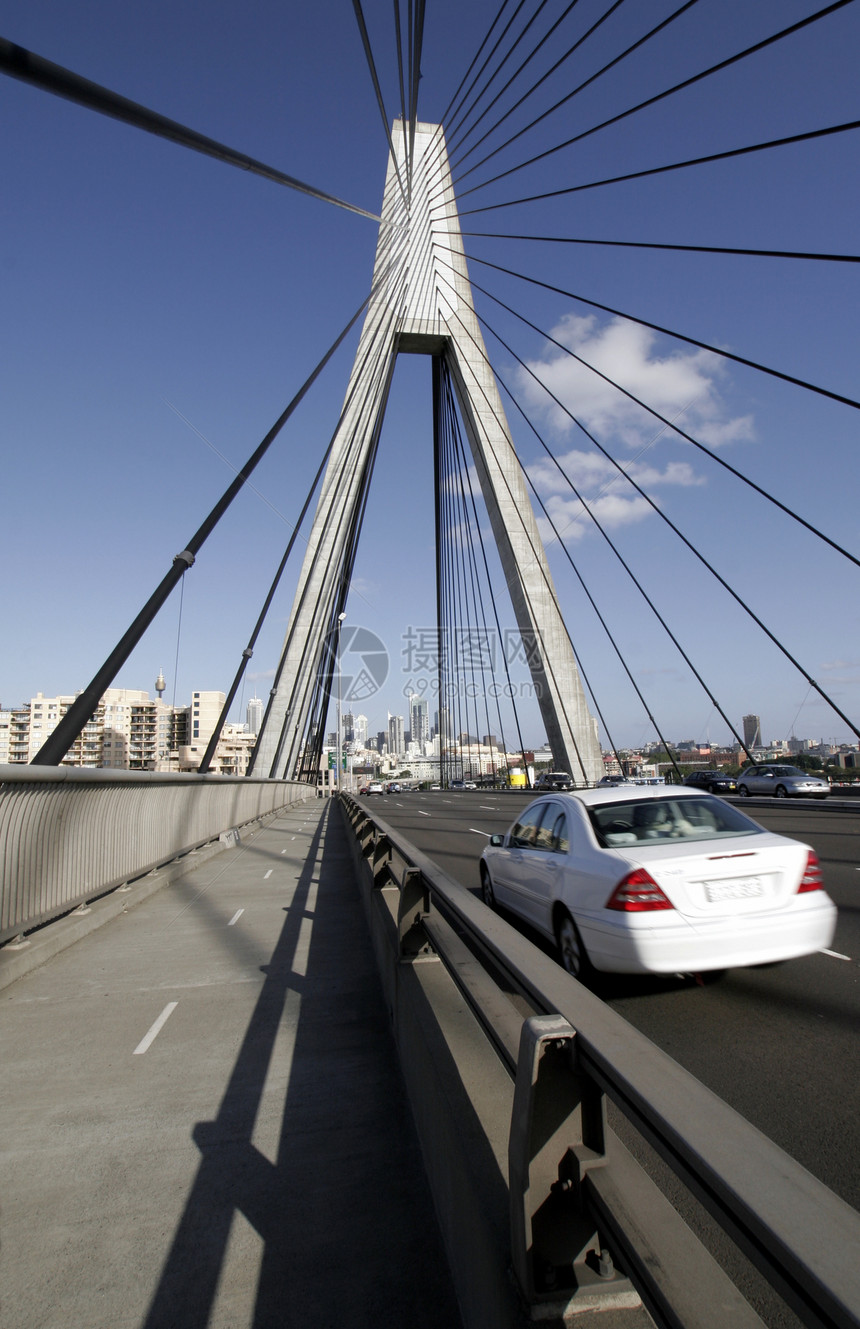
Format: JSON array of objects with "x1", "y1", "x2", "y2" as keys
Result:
[
  {"x1": 198, "y1": 425, "x2": 342, "y2": 773},
  {"x1": 442, "y1": 359, "x2": 562, "y2": 778},
  {"x1": 352, "y1": 0, "x2": 410, "y2": 209},
  {"x1": 451, "y1": 0, "x2": 697, "y2": 176},
  {"x1": 393, "y1": 0, "x2": 408, "y2": 134},
  {"x1": 462, "y1": 230, "x2": 860, "y2": 265},
  {"x1": 262, "y1": 290, "x2": 406, "y2": 778},
  {"x1": 0, "y1": 37, "x2": 381, "y2": 224},
  {"x1": 438, "y1": 0, "x2": 514, "y2": 128},
  {"x1": 444, "y1": 0, "x2": 531, "y2": 143},
  {"x1": 443, "y1": 374, "x2": 506, "y2": 773},
  {"x1": 464, "y1": 250, "x2": 860, "y2": 418},
  {"x1": 452, "y1": 0, "x2": 855, "y2": 200},
  {"x1": 502, "y1": 379, "x2": 685, "y2": 773},
  {"x1": 456, "y1": 116, "x2": 860, "y2": 210},
  {"x1": 32, "y1": 291, "x2": 376, "y2": 767},
  {"x1": 443, "y1": 365, "x2": 517, "y2": 768},
  {"x1": 432, "y1": 268, "x2": 681, "y2": 773},
  {"x1": 250, "y1": 239, "x2": 412, "y2": 774},
  {"x1": 444, "y1": 0, "x2": 554, "y2": 153},
  {"x1": 460, "y1": 260, "x2": 860, "y2": 569},
  {"x1": 445, "y1": 0, "x2": 586, "y2": 161},
  {"x1": 474, "y1": 333, "x2": 752, "y2": 764},
  {"x1": 433, "y1": 270, "x2": 610, "y2": 781},
  {"x1": 472, "y1": 300, "x2": 860, "y2": 743}
]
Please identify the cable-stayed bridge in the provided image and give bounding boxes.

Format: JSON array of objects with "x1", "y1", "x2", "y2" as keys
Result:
[{"x1": 2, "y1": 3, "x2": 860, "y2": 1326}]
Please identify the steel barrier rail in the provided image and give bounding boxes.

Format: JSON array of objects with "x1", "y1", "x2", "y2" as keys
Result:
[
  {"x1": 340, "y1": 793, "x2": 860, "y2": 1329},
  {"x1": 0, "y1": 765, "x2": 308, "y2": 943}
]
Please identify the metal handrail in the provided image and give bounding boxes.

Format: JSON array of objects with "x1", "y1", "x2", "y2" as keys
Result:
[
  {"x1": 0, "y1": 765, "x2": 308, "y2": 942},
  {"x1": 341, "y1": 793, "x2": 860, "y2": 1329}
]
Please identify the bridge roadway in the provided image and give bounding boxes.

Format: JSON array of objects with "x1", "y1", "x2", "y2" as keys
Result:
[
  {"x1": 367, "y1": 788, "x2": 860, "y2": 1218},
  {"x1": 3, "y1": 788, "x2": 858, "y2": 1329},
  {"x1": 0, "y1": 797, "x2": 464, "y2": 1329}
]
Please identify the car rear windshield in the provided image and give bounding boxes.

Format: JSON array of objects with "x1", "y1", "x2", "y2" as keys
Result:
[{"x1": 589, "y1": 796, "x2": 761, "y2": 847}]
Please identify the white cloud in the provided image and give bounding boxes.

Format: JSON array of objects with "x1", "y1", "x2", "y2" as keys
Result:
[
  {"x1": 514, "y1": 314, "x2": 753, "y2": 451},
  {"x1": 514, "y1": 313, "x2": 753, "y2": 544},
  {"x1": 530, "y1": 448, "x2": 705, "y2": 543}
]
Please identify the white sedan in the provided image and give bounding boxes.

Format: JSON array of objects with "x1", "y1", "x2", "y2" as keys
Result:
[{"x1": 479, "y1": 787, "x2": 836, "y2": 981}]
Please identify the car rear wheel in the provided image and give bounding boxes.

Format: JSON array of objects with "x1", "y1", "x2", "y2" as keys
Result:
[
  {"x1": 480, "y1": 864, "x2": 496, "y2": 910},
  {"x1": 555, "y1": 911, "x2": 593, "y2": 983},
  {"x1": 739, "y1": 785, "x2": 750, "y2": 797},
  {"x1": 775, "y1": 785, "x2": 788, "y2": 798}
]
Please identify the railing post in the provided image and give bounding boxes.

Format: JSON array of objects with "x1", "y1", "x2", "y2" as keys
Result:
[
  {"x1": 397, "y1": 867, "x2": 432, "y2": 958},
  {"x1": 371, "y1": 832, "x2": 393, "y2": 886},
  {"x1": 509, "y1": 1015, "x2": 639, "y2": 1314}
]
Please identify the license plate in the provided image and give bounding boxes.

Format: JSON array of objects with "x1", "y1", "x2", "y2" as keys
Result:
[{"x1": 705, "y1": 877, "x2": 762, "y2": 903}]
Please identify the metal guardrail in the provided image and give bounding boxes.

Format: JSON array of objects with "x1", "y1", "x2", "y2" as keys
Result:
[
  {"x1": 340, "y1": 792, "x2": 860, "y2": 1329},
  {"x1": 0, "y1": 765, "x2": 308, "y2": 944}
]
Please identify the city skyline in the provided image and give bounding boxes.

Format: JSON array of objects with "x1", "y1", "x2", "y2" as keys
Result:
[{"x1": 2, "y1": 1, "x2": 858, "y2": 752}]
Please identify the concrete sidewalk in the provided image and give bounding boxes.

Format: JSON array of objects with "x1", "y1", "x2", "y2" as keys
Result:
[{"x1": 0, "y1": 798, "x2": 462, "y2": 1328}]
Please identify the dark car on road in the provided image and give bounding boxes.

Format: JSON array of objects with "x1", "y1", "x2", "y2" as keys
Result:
[
  {"x1": 683, "y1": 770, "x2": 738, "y2": 795},
  {"x1": 535, "y1": 771, "x2": 574, "y2": 791},
  {"x1": 736, "y1": 765, "x2": 829, "y2": 799}
]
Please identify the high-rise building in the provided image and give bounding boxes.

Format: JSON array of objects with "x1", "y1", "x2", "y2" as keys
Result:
[
  {"x1": 410, "y1": 697, "x2": 430, "y2": 749},
  {"x1": 388, "y1": 715, "x2": 405, "y2": 755},
  {"x1": 743, "y1": 714, "x2": 762, "y2": 749},
  {"x1": 353, "y1": 713, "x2": 368, "y2": 746},
  {"x1": 246, "y1": 696, "x2": 264, "y2": 735},
  {"x1": 376, "y1": 730, "x2": 387, "y2": 753}
]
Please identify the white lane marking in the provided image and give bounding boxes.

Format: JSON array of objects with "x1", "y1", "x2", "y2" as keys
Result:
[
  {"x1": 281, "y1": 849, "x2": 287, "y2": 855},
  {"x1": 480, "y1": 805, "x2": 495, "y2": 810},
  {"x1": 470, "y1": 828, "x2": 491, "y2": 837},
  {"x1": 228, "y1": 909, "x2": 244, "y2": 927},
  {"x1": 133, "y1": 1002, "x2": 178, "y2": 1055},
  {"x1": 821, "y1": 948, "x2": 851, "y2": 960},
  {"x1": 264, "y1": 869, "x2": 273, "y2": 879},
  {"x1": 418, "y1": 810, "x2": 431, "y2": 817}
]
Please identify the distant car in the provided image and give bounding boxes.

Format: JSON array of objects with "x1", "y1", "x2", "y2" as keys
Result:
[
  {"x1": 367, "y1": 781, "x2": 384, "y2": 795},
  {"x1": 683, "y1": 770, "x2": 738, "y2": 795},
  {"x1": 358, "y1": 785, "x2": 370, "y2": 795},
  {"x1": 386, "y1": 782, "x2": 401, "y2": 793},
  {"x1": 598, "y1": 774, "x2": 633, "y2": 786},
  {"x1": 479, "y1": 787, "x2": 836, "y2": 981},
  {"x1": 535, "y1": 771, "x2": 574, "y2": 791},
  {"x1": 737, "y1": 765, "x2": 829, "y2": 800}
]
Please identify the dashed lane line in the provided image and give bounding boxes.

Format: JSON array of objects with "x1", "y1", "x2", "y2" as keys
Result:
[
  {"x1": 228, "y1": 909, "x2": 244, "y2": 927},
  {"x1": 133, "y1": 1002, "x2": 178, "y2": 1055},
  {"x1": 470, "y1": 828, "x2": 491, "y2": 837},
  {"x1": 821, "y1": 948, "x2": 852, "y2": 960},
  {"x1": 264, "y1": 869, "x2": 273, "y2": 879}
]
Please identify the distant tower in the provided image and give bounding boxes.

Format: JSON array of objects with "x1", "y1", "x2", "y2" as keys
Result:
[
  {"x1": 743, "y1": 714, "x2": 762, "y2": 748},
  {"x1": 155, "y1": 669, "x2": 166, "y2": 700},
  {"x1": 246, "y1": 695, "x2": 264, "y2": 736}
]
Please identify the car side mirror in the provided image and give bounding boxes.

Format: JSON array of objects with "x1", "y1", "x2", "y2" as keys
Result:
[{"x1": 489, "y1": 834, "x2": 504, "y2": 847}]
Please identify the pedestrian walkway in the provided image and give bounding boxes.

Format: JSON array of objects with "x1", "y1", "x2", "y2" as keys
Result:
[{"x1": 0, "y1": 798, "x2": 462, "y2": 1329}]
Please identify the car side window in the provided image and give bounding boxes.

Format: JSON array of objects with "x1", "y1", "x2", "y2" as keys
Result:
[
  {"x1": 550, "y1": 812, "x2": 569, "y2": 853},
  {"x1": 509, "y1": 803, "x2": 547, "y2": 849}
]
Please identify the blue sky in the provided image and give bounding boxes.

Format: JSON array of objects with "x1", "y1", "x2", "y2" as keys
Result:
[{"x1": 2, "y1": 0, "x2": 859, "y2": 752}]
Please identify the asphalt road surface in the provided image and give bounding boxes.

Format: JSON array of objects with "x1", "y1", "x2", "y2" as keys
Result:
[{"x1": 357, "y1": 788, "x2": 860, "y2": 1216}]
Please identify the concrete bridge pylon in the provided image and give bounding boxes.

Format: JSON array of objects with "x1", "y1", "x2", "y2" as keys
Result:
[{"x1": 252, "y1": 122, "x2": 603, "y2": 784}]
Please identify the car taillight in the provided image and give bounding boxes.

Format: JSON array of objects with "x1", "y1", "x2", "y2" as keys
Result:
[
  {"x1": 797, "y1": 850, "x2": 824, "y2": 893},
  {"x1": 606, "y1": 869, "x2": 675, "y2": 912}
]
